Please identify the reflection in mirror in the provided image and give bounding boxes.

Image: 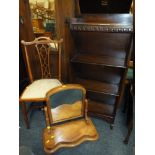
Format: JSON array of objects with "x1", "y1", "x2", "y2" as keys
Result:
[
  {"x1": 29, "y1": 0, "x2": 56, "y2": 39},
  {"x1": 50, "y1": 89, "x2": 83, "y2": 123}
]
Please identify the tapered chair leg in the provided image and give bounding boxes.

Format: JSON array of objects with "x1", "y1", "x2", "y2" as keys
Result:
[{"x1": 21, "y1": 102, "x2": 30, "y2": 129}]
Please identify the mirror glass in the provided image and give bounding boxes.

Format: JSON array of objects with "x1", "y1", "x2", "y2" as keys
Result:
[
  {"x1": 29, "y1": 0, "x2": 56, "y2": 39},
  {"x1": 49, "y1": 88, "x2": 84, "y2": 123}
]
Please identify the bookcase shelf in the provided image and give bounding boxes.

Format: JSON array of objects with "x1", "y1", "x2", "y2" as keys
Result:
[
  {"x1": 88, "y1": 100, "x2": 115, "y2": 116},
  {"x1": 74, "y1": 78, "x2": 119, "y2": 96},
  {"x1": 71, "y1": 53, "x2": 126, "y2": 68}
]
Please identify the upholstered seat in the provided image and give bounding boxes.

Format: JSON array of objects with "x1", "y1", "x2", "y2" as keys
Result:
[{"x1": 20, "y1": 79, "x2": 62, "y2": 100}]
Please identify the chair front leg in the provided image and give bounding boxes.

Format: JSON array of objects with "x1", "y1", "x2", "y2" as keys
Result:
[{"x1": 21, "y1": 102, "x2": 30, "y2": 129}]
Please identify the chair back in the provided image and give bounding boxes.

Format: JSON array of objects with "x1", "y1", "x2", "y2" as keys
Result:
[
  {"x1": 21, "y1": 37, "x2": 63, "y2": 83},
  {"x1": 45, "y1": 84, "x2": 87, "y2": 124}
]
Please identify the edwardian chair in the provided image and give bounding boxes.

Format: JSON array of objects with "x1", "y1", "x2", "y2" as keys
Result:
[
  {"x1": 20, "y1": 37, "x2": 63, "y2": 128},
  {"x1": 43, "y1": 84, "x2": 99, "y2": 154}
]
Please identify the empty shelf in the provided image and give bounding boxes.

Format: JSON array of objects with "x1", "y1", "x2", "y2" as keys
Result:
[
  {"x1": 71, "y1": 53, "x2": 126, "y2": 68},
  {"x1": 88, "y1": 100, "x2": 115, "y2": 116},
  {"x1": 75, "y1": 78, "x2": 119, "y2": 96}
]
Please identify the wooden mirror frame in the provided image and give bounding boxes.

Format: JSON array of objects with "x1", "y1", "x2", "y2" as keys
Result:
[{"x1": 45, "y1": 84, "x2": 87, "y2": 124}]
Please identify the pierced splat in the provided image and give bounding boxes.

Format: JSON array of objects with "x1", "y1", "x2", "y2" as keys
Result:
[{"x1": 35, "y1": 44, "x2": 52, "y2": 78}]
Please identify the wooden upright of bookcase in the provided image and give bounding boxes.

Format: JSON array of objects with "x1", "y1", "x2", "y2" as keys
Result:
[{"x1": 69, "y1": 14, "x2": 133, "y2": 126}]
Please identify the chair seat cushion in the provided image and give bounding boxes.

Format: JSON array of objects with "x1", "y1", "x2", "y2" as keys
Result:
[{"x1": 20, "y1": 79, "x2": 62, "y2": 100}]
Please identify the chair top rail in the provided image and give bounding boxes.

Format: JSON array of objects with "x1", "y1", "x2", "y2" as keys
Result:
[{"x1": 21, "y1": 37, "x2": 63, "y2": 46}]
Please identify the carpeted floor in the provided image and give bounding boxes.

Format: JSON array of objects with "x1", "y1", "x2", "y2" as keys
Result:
[{"x1": 19, "y1": 103, "x2": 135, "y2": 155}]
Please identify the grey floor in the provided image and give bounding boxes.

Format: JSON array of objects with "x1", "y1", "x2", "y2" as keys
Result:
[{"x1": 19, "y1": 104, "x2": 135, "y2": 155}]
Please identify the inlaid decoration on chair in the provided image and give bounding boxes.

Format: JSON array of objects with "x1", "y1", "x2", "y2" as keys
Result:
[
  {"x1": 43, "y1": 84, "x2": 99, "y2": 154},
  {"x1": 20, "y1": 37, "x2": 63, "y2": 128}
]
